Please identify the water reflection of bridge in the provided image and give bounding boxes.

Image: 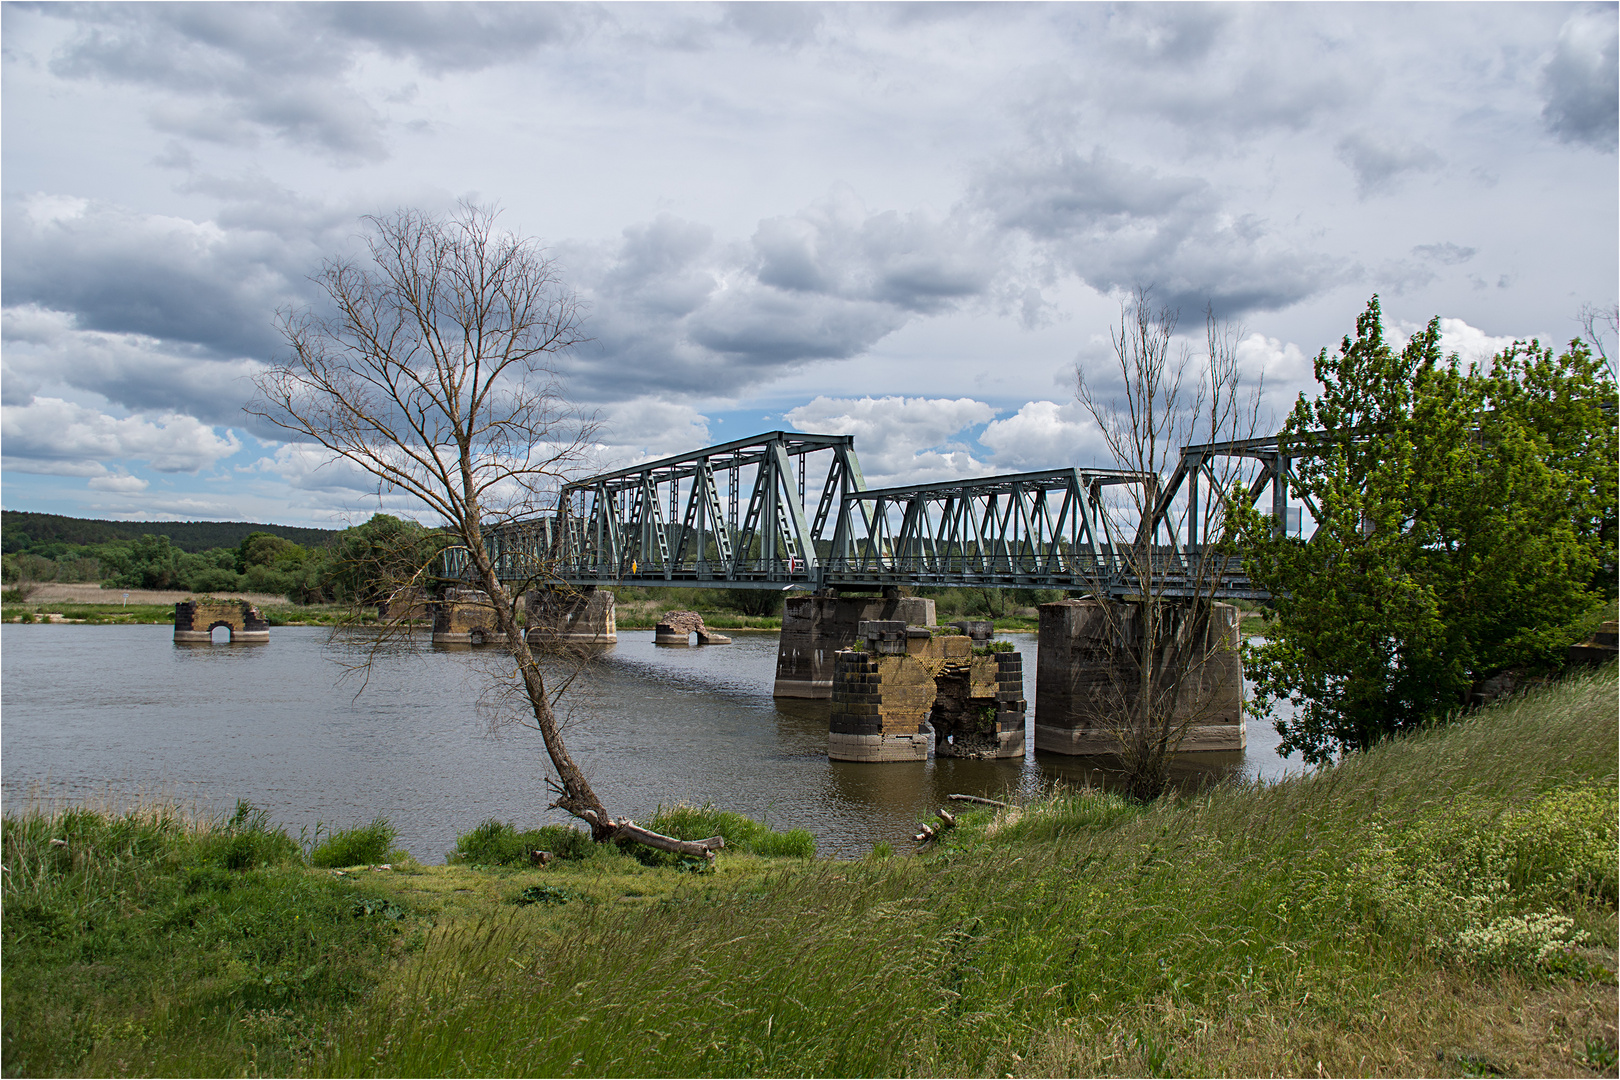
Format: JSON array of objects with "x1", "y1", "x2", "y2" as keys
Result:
[{"x1": 448, "y1": 429, "x2": 1315, "y2": 601}]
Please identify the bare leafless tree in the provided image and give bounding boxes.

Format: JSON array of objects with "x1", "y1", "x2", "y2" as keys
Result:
[
  {"x1": 250, "y1": 203, "x2": 719, "y2": 856},
  {"x1": 1578, "y1": 301, "x2": 1618, "y2": 378},
  {"x1": 1075, "y1": 287, "x2": 1263, "y2": 800}
]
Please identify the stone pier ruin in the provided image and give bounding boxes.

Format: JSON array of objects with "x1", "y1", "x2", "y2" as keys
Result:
[
  {"x1": 174, "y1": 599, "x2": 270, "y2": 644},
  {"x1": 431, "y1": 588, "x2": 509, "y2": 646},
  {"x1": 653, "y1": 610, "x2": 732, "y2": 646},
  {"x1": 524, "y1": 587, "x2": 617, "y2": 646},
  {"x1": 775, "y1": 594, "x2": 937, "y2": 698},
  {"x1": 828, "y1": 620, "x2": 1025, "y2": 762},
  {"x1": 1034, "y1": 598, "x2": 1244, "y2": 754}
]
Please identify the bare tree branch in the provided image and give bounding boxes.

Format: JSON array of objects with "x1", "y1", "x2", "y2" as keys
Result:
[
  {"x1": 1074, "y1": 287, "x2": 1264, "y2": 800},
  {"x1": 248, "y1": 202, "x2": 629, "y2": 837}
]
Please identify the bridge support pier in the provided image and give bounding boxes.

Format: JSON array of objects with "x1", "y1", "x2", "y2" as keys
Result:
[
  {"x1": 174, "y1": 599, "x2": 269, "y2": 644},
  {"x1": 774, "y1": 594, "x2": 936, "y2": 698},
  {"x1": 828, "y1": 622, "x2": 1025, "y2": 762},
  {"x1": 1034, "y1": 598, "x2": 1245, "y2": 754},
  {"x1": 431, "y1": 588, "x2": 509, "y2": 646},
  {"x1": 524, "y1": 587, "x2": 617, "y2": 647}
]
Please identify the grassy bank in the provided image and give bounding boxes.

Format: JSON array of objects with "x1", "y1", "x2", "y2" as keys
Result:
[{"x1": 5, "y1": 667, "x2": 1615, "y2": 1076}]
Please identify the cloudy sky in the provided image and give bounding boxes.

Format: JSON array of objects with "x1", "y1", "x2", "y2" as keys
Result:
[{"x1": 3, "y1": 2, "x2": 1615, "y2": 527}]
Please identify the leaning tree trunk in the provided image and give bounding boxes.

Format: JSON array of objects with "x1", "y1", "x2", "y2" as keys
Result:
[{"x1": 462, "y1": 525, "x2": 723, "y2": 856}]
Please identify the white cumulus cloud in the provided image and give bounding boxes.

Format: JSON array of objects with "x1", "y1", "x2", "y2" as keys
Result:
[
  {"x1": 786, "y1": 395, "x2": 994, "y2": 485},
  {"x1": 1, "y1": 397, "x2": 240, "y2": 477}
]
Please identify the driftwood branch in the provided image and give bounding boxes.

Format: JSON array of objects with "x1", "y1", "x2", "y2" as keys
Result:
[
  {"x1": 935, "y1": 808, "x2": 957, "y2": 829},
  {"x1": 947, "y1": 793, "x2": 1010, "y2": 808}
]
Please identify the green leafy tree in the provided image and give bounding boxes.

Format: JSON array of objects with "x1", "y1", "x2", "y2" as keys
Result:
[
  {"x1": 325, "y1": 514, "x2": 444, "y2": 606},
  {"x1": 1236, "y1": 297, "x2": 1617, "y2": 764}
]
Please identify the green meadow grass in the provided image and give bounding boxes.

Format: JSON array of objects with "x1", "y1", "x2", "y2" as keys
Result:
[
  {"x1": 323, "y1": 664, "x2": 1617, "y2": 1078},
  {"x1": 4, "y1": 664, "x2": 1614, "y2": 1077}
]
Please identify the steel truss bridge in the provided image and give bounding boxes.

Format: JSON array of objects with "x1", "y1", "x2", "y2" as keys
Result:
[{"x1": 446, "y1": 429, "x2": 1321, "y2": 600}]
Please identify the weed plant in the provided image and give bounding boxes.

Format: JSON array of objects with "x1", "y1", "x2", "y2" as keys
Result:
[
  {"x1": 307, "y1": 816, "x2": 398, "y2": 868},
  {"x1": 450, "y1": 819, "x2": 595, "y2": 865},
  {"x1": 643, "y1": 803, "x2": 817, "y2": 859},
  {"x1": 324, "y1": 665, "x2": 1617, "y2": 1078}
]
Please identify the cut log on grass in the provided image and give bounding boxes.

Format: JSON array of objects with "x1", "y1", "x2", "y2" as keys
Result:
[
  {"x1": 935, "y1": 808, "x2": 957, "y2": 829},
  {"x1": 947, "y1": 793, "x2": 1010, "y2": 808},
  {"x1": 912, "y1": 823, "x2": 937, "y2": 843}
]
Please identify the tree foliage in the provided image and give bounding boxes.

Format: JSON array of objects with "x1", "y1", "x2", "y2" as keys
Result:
[{"x1": 1235, "y1": 297, "x2": 1617, "y2": 764}]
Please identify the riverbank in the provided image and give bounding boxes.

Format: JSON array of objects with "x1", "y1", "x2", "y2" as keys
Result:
[
  {"x1": 0, "y1": 586, "x2": 1272, "y2": 636},
  {"x1": 4, "y1": 663, "x2": 1613, "y2": 1076}
]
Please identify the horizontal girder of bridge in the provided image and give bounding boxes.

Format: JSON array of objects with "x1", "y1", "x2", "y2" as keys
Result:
[{"x1": 445, "y1": 429, "x2": 1317, "y2": 600}]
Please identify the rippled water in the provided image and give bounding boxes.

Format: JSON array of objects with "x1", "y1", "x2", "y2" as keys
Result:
[{"x1": 1, "y1": 624, "x2": 1301, "y2": 860}]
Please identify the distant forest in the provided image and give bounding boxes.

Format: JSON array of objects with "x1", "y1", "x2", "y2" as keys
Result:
[{"x1": 1, "y1": 512, "x2": 338, "y2": 554}]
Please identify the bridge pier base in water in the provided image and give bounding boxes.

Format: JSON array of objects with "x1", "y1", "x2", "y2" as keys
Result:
[
  {"x1": 828, "y1": 621, "x2": 1026, "y2": 762},
  {"x1": 1033, "y1": 598, "x2": 1245, "y2": 754},
  {"x1": 174, "y1": 600, "x2": 269, "y2": 643},
  {"x1": 431, "y1": 588, "x2": 509, "y2": 646},
  {"x1": 523, "y1": 587, "x2": 617, "y2": 647},
  {"x1": 774, "y1": 594, "x2": 936, "y2": 698}
]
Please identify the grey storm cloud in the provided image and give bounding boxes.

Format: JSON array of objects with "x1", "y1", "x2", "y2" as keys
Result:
[
  {"x1": 559, "y1": 196, "x2": 1002, "y2": 401},
  {"x1": 1540, "y1": 4, "x2": 1619, "y2": 151},
  {"x1": 973, "y1": 147, "x2": 1339, "y2": 316},
  {"x1": 1334, "y1": 130, "x2": 1443, "y2": 198},
  {"x1": 1, "y1": 196, "x2": 320, "y2": 361},
  {"x1": 37, "y1": 2, "x2": 588, "y2": 160},
  {"x1": 1411, "y1": 242, "x2": 1477, "y2": 266}
]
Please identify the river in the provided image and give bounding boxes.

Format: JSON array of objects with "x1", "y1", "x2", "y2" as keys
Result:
[{"x1": 1, "y1": 624, "x2": 1300, "y2": 860}]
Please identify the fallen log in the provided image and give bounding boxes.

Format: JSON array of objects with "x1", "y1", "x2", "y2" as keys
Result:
[
  {"x1": 615, "y1": 818, "x2": 725, "y2": 859},
  {"x1": 947, "y1": 793, "x2": 1009, "y2": 808},
  {"x1": 935, "y1": 808, "x2": 957, "y2": 829},
  {"x1": 577, "y1": 808, "x2": 726, "y2": 858}
]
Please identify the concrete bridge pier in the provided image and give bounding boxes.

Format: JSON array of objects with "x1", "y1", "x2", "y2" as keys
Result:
[
  {"x1": 431, "y1": 588, "x2": 509, "y2": 646},
  {"x1": 174, "y1": 600, "x2": 269, "y2": 644},
  {"x1": 827, "y1": 621, "x2": 1026, "y2": 762},
  {"x1": 654, "y1": 610, "x2": 731, "y2": 646},
  {"x1": 774, "y1": 594, "x2": 936, "y2": 698},
  {"x1": 524, "y1": 587, "x2": 617, "y2": 647},
  {"x1": 1034, "y1": 598, "x2": 1245, "y2": 754}
]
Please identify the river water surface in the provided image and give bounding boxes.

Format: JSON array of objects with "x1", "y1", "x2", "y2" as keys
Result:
[{"x1": 2, "y1": 624, "x2": 1300, "y2": 860}]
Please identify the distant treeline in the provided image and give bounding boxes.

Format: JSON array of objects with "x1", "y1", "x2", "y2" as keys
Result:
[
  {"x1": 1, "y1": 512, "x2": 442, "y2": 605},
  {"x1": 1, "y1": 511, "x2": 338, "y2": 554}
]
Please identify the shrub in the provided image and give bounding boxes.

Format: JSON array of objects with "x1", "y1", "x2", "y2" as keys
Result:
[
  {"x1": 449, "y1": 820, "x2": 593, "y2": 866},
  {"x1": 309, "y1": 817, "x2": 397, "y2": 868},
  {"x1": 195, "y1": 801, "x2": 301, "y2": 871}
]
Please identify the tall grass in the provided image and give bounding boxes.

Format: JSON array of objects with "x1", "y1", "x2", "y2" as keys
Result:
[
  {"x1": 2, "y1": 799, "x2": 411, "y2": 1076},
  {"x1": 308, "y1": 815, "x2": 398, "y2": 867},
  {"x1": 322, "y1": 665, "x2": 1617, "y2": 1077}
]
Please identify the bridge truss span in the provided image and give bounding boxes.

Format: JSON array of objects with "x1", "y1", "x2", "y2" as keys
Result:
[
  {"x1": 823, "y1": 466, "x2": 1151, "y2": 589},
  {"x1": 457, "y1": 428, "x2": 1314, "y2": 599}
]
